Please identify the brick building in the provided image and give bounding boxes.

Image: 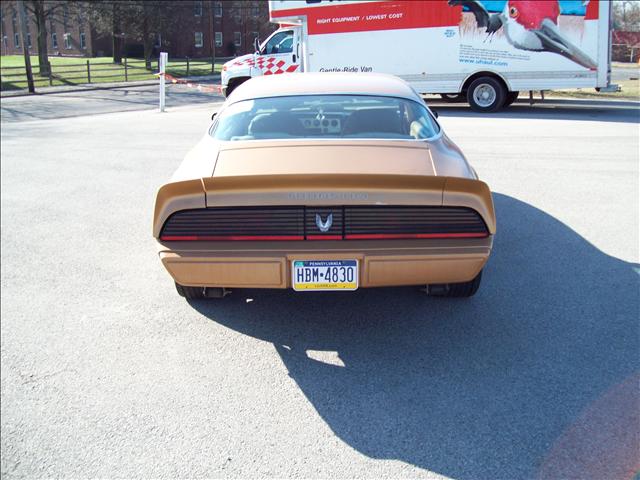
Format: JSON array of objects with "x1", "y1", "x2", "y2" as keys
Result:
[
  {"x1": 0, "y1": 1, "x2": 277, "y2": 59},
  {"x1": 165, "y1": 1, "x2": 277, "y2": 58},
  {"x1": 0, "y1": 1, "x2": 104, "y2": 57}
]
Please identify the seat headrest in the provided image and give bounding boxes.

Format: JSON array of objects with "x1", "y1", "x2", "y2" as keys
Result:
[
  {"x1": 342, "y1": 108, "x2": 403, "y2": 135},
  {"x1": 248, "y1": 112, "x2": 304, "y2": 136}
]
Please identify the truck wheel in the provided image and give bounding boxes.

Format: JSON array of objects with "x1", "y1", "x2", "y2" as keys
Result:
[
  {"x1": 175, "y1": 282, "x2": 206, "y2": 299},
  {"x1": 467, "y1": 77, "x2": 506, "y2": 112},
  {"x1": 503, "y1": 91, "x2": 519, "y2": 107},
  {"x1": 440, "y1": 93, "x2": 466, "y2": 103},
  {"x1": 426, "y1": 271, "x2": 482, "y2": 298}
]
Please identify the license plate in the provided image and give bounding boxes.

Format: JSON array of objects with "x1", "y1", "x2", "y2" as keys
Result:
[{"x1": 292, "y1": 260, "x2": 358, "y2": 291}]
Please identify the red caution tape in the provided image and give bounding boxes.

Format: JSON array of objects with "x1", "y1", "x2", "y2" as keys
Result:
[{"x1": 157, "y1": 72, "x2": 222, "y2": 94}]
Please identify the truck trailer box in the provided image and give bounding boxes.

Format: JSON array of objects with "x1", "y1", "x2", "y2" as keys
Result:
[{"x1": 221, "y1": 0, "x2": 613, "y2": 111}]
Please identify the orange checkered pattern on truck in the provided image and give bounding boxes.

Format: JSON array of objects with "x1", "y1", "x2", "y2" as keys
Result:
[{"x1": 230, "y1": 56, "x2": 300, "y2": 75}]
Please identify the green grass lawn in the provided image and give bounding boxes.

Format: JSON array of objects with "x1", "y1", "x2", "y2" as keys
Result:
[
  {"x1": 612, "y1": 61, "x2": 640, "y2": 69},
  {"x1": 1, "y1": 55, "x2": 223, "y2": 91},
  {"x1": 549, "y1": 78, "x2": 640, "y2": 100}
]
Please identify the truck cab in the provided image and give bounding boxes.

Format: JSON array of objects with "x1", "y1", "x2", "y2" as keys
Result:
[{"x1": 221, "y1": 27, "x2": 302, "y2": 97}]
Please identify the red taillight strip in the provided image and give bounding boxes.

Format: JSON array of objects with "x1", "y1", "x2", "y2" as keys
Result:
[
  {"x1": 160, "y1": 235, "x2": 304, "y2": 241},
  {"x1": 161, "y1": 235, "x2": 199, "y2": 241},
  {"x1": 306, "y1": 235, "x2": 343, "y2": 240},
  {"x1": 161, "y1": 233, "x2": 488, "y2": 241},
  {"x1": 344, "y1": 233, "x2": 489, "y2": 240}
]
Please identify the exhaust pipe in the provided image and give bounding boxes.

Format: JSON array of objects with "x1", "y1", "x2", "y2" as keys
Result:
[
  {"x1": 204, "y1": 287, "x2": 231, "y2": 298},
  {"x1": 424, "y1": 284, "x2": 450, "y2": 296}
]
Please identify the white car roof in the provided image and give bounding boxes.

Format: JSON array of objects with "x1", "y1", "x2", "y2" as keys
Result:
[{"x1": 228, "y1": 72, "x2": 422, "y2": 103}]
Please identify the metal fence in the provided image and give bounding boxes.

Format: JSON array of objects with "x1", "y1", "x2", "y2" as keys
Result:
[
  {"x1": 612, "y1": 44, "x2": 640, "y2": 63},
  {"x1": 0, "y1": 56, "x2": 226, "y2": 91}
]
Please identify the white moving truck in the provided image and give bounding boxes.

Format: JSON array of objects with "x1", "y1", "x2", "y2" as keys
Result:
[{"x1": 221, "y1": 0, "x2": 616, "y2": 112}]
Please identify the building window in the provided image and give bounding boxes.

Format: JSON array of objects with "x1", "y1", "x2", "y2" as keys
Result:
[
  {"x1": 64, "y1": 33, "x2": 71, "y2": 49},
  {"x1": 214, "y1": 1, "x2": 222, "y2": 17},
  {"x1": 27, "y1": 32, "x2": 31, "y2": 49},
  {"x1": 51, "y1": 32, "x2": 57, "y2": 49},
  {"x1": 251, "y1": 4, "x2": 259, "y2": 16},
  {"x1": 194, "y1": 31, "x2": 203, "y2": 48},
  {"x1": 234, "y1": 31, "x2": 241, "y2": 47},
  {"x1": 79, "y1": 32, "x2": 86, "y2": 49},
  {"x1": 215, "y1": 31, "x2": 222, "y2": 47},
  {"x1": 193, "y1": 1, "x2": 202, "y2": 16},
  {"x1": 14, "y1": 32, "x2": 20, "y2": 48}
]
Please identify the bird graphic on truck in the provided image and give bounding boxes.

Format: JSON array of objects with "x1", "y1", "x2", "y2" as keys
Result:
[{"x1": 450, "y1": 0, "x2": 598, "y2": 70}]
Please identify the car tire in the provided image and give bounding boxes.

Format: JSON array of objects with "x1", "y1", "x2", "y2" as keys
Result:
[
  {"x1": 466, "y1": 77, "x2": 506, "y2": 113},
  {"x1": 503, "y1": 91, "x2": 519, "y2": 107},
  {"x1": 439, "y1": 93, "x2": 466, "y2": 103},
  {"x1": 427, "y1": 270, "x2": 482, "y2": 298},
  {"x1": 175, "y1": 282, "x2": 206, "y2": 299}
]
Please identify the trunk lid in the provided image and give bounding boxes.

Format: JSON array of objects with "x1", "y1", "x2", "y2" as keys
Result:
[{"x1": 211, "y1": 140, "x2": 436, "y2": 178}]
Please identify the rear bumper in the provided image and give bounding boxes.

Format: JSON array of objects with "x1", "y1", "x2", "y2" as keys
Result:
[{"x1": 157, "y1": 237, "x2": 493, "y2": 289}]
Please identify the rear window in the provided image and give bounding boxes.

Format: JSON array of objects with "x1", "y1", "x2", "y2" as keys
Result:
[{"x1": 210, "y1": 95, "x2": 440, "y2": 141}]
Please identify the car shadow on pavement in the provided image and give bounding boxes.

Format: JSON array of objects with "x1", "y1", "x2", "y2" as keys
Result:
[
  {"x1": 430, "y1": 98, "x2": 640, "y2": 124},
  {"x1": 189, "y1": 193, "x2": 640, "y2": 480}
]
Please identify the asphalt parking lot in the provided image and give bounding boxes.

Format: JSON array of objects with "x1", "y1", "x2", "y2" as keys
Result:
[
  {"x1": 0, "y1": 83, "x2": 224, "y2": 122},
  {"x1": 1, "y1": 91, "x2": 639, "y2": 479}
]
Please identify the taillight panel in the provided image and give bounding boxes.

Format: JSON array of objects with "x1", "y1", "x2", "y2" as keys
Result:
[{"x1": 159, "y1": 206, "x2": 489, "y2": 241}]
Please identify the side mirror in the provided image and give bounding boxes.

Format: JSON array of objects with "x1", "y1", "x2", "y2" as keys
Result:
[
  {"x1": 211, "y1": 112, "x2": 217, "y2": 121},
  {"x1": 431, "y1": 109, "x2": 439, "y2": 118},
  {"x1": 253, "y1": 37, "x2": 260, "y2": 53}
]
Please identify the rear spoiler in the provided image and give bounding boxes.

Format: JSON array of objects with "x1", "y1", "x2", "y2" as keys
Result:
[{"x1": 153, "y1": 175, "x2": 495, "y2": 238}]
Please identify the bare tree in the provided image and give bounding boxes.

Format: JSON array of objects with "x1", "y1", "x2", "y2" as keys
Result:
[
  {"x1": 24, "y1": 0, "x2": 68, "y2": 76},
  {"x1": 111, "y1": 1, "x2": 122, "y2": 63},
  {"x1": 82, "y1": 0, "x2": 122, "y2": 63},
  {"x1": 17, "y1": 0, "x2": 35, "y2": 91},
  {"x1": 85, "y1": 0, "x2": 181, "y2": 67},
  {"x1": 613, "y1": 0, "x2": 640, "y2": 31},
  {"x1": 225, "y1": 1, "x2": 275, "y2": 56}
]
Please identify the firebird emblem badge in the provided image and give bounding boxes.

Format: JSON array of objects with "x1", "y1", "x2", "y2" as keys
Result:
[{"x1": 315, "y1": 213, "x2": 333, "y2": 232}]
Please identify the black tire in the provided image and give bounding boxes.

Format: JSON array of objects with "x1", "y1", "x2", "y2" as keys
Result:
[
  {"x1": 428, "y1": 270, "x2": 482, "y2": 298},
  {"x1": 175, "y1": 282, "x2": 206, "y2": 299},
  {"x1": 439, "y1": 93, "x2": 466, "y2": 103},
  {"x1": 466, "y1": 77, "x2": 506, "y2": 113},
  {"x1": 503, "y1": 91, "x2": 519, "y2": 107}
]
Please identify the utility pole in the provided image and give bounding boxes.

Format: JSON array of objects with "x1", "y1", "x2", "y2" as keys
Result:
[{"x1": 17, "y1": 0, "x2": 35, "y2": 93}]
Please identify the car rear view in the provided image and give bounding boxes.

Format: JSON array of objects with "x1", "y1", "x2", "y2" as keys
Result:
[{"x1": 153, "y1": 73, "x2": 495, "y2": 299}]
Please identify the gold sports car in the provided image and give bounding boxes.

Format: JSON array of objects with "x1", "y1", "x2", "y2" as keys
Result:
[{"x1": 153, "y1": 73, "x2": 495, "y2": 299}]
